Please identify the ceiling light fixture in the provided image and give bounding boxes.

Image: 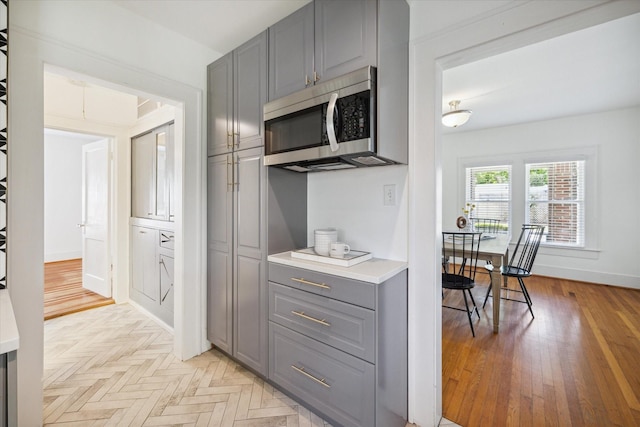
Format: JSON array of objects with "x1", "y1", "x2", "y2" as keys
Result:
[{"x1": 442, "y1": 100, "x2": 472, "y2": 128}]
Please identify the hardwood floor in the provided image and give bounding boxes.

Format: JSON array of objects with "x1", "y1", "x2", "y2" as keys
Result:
[
  {"x1": 44, "y1": 259, "x2": 114, "y2": 320},
  {"x1": 442, "y1": 273, "x2": 640, "y2": 426}
]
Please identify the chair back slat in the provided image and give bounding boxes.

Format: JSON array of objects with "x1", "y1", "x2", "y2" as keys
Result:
[
  {"x1": 470, "y1": 218, "x2": 502, "y2": 234},
  {"x1": 442, "y1": 232, "x2": 483, "y2": 285},
  {"x1": 509, "y1": 224, "x2": 545, "y2": 274}
]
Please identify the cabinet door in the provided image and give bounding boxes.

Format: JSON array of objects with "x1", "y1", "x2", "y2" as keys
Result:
[
  {"x1": 207, "y1": 154, "x2": 233, "y2": 353},
  {"x1": 154, "y1": 125, "x2": 170, "y2": 220},
  {"x1": 159, "y1": 253, "x2": 174, "y2": 313},
  {"x1": 314, "y1": 0, "x2": 377, "y2": 83},
  {"x1": 167, "y1": 123, "x2": 175, "y2": 221},
  {"x1": 234, "y1": 31, "x2": 267, "y2": 151},
  {"x1": 234, "y1": 147, "x2": 265, "y2": 260},
  {"x1": 131, "y1": 131, "x2": 156, "y2": 218},
  {"x1": 268, "y1": 2, "x2": 314, "y2": 100},
  {"x1": 207, "y1": 53, "x2": 233, "y2": 156},
  {"x1": 131, "y1": 226, "x2": 158, "y2": 302},
  {"x1": 233, "y1": 146, "x2": 267, "y2": 375}
]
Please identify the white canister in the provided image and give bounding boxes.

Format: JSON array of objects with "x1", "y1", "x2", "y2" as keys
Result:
[{"x1": 314, "y1": 228, "x2": 338, "y2": 256}]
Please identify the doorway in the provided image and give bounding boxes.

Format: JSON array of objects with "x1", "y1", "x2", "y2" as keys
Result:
[
  {"x1": 43, "y1": 128, "x2": 114, "y2": 319},
  {"x1": 43, "y1": 68, "x2": 179, "y2": 319}
]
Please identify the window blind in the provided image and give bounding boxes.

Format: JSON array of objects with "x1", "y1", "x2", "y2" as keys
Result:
[
  {"x1": 526, "y1": 160, "x2": 585, "y2": 247},
  {"x1": 465, "y1": 165, "x2": 511, "y2": 233}
]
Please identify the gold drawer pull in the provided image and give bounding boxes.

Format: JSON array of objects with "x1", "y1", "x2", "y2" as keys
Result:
[
  {"x1": 291, "y1": 310, "x2": 331, "y2": 327},
  {"x1": 291, "y1": 365, "x2": 331, "y2": 388},
  {"x1": 291, "y1": 277, "x2": 331, "y2": 290}
]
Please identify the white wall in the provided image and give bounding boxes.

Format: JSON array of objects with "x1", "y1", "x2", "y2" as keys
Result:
[
  {"x1": 9, "y1": 1, "x2": 218, "y2": 424},
  {"x1": 308, "y1": 165, "x2": 408, "y2": 260},
  {"x1": 44, "y1": 130, "x2": 102, "y2": 262},
  {"x1": 442, "y1": 107, "x2": 640, "y2": 289}
]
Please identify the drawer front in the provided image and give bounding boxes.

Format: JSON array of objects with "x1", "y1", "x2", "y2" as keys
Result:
[
  {"x1": 269, "y1": 323, "x2": 375, "y2": 427},
  {"x1": 269, "y1": 282, "x2": 375, "y2": 362},
  {"x1": 159, "y1": 230, "x2": 175, "y2": 250},
  {"x1": 268, "y1": 263, "x2": 375, "y2": 309}
]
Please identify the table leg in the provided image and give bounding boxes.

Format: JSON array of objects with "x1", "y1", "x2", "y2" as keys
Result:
[{"x1": 490, "y1": 265, "x2": 501, "y2": 333}]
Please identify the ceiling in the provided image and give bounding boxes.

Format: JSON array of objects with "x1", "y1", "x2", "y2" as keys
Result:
[
  {"x1": 108, "y1": 2, "x2": 639, "y2": 132},
  {"x1": 443, "y1": 12, "x2": 640, "y2": 133},
  {"x1": 112, "y1": 0, "x2": 311, "y2": 56}
]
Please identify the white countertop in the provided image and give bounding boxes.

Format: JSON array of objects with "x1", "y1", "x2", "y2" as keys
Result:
[
  {"x1": 268, "y1": 251, "x2": 407, "y2": 284},
  {"x1": 0, "y1": 289, "x2": 20, "y2": 354}
]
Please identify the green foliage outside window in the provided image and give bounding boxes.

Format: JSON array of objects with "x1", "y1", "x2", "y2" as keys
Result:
[
  {"x1": 529, "y1": 168, "x2": 548, "y2": 186},
  {"x1": 474, "y1": 170, "x2": 509, "y2": 184}
]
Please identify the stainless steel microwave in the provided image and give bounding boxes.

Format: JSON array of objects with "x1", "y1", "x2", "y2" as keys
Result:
[{"x1": 264, "y1": 66, "x2": 396, "y2": 172}]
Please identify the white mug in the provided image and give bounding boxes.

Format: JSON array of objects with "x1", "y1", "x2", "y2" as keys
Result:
[{"x1": 330, "y1": 242, "x2": 351, "y2": 258}]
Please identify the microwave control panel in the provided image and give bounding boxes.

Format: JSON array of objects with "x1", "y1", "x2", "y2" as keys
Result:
[{"x1": 322, "y1": 91, "x2": 370, "y2": 144}]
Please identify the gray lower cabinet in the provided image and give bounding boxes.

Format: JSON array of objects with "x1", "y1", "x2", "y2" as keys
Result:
[
  {"x1": 268, "y1": 263, "x2": 408, "y2": 427},
  {"x1": 207, "y1": 146, "x2": 267, "y2": 376},
  {"x1": 130, "y1": 225, "x2": 174, "y2": 326}
]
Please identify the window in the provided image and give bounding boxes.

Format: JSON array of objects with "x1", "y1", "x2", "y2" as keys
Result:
[
  {"x1": 465, "y1": 165, "x2": 511, "y2": 233},
  {"x1": 526, "y1": 160, "x2": 585, "y2": 247}
]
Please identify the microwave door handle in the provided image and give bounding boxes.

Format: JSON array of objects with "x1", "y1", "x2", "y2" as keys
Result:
[{"x1": 326, "y1": 93, "x2": 339, "y2": 152}]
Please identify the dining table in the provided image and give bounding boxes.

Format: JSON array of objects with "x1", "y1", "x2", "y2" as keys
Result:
[{"x1": 443, "y1": 232, "x2": 511, "y2": 333}]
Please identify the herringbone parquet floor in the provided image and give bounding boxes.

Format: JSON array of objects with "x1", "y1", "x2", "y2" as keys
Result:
[{"x1": 43, "y1": 303, "x2": 332, "y2": 426}]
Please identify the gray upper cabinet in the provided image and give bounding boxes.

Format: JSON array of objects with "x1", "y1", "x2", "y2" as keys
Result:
[
  {"x1": 314, "y1": 0, "x2": 377, "y2": 83},
  {"x1": 208, "y1": 31, "x2": 267, "y2": 156},
  {"x1": 131, "y1": 123, "x2": 175, "y2": 221},
  {"x1": 268, "y1": 2, "x2": 314, "y2": 101},
  {"x1": 268, "y1": 0, "x2": 377, "y2": 101},
  {"x1": 207, "y1": 53, "x2": 233, "y2": 157},
  {"x1": 235, "y1": 33, "x2": 268, "y2": 151}
]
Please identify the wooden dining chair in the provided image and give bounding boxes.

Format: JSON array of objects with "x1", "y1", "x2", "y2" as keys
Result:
[
  {"x1": 482, "y1": 224, "x2": 545, "y2": 318},
  {"x1": 442, "y1": 231, "x2": 483, "y2": 337}
]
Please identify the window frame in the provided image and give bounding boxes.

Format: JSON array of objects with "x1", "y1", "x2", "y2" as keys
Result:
[
  {"x1": 464, "y1": 164, "x2": 513, "y2": 234},
  {"x1": 525, "y1": 159, "x2": 585, "y2": 248},
  {"x1": 458, "y1": 147, "x2": 599, "y2": 255}
]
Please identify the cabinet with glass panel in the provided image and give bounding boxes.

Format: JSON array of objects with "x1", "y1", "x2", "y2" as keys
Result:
[{"x1": 131, "y1": 122, "x2": 175, "y2": 221}]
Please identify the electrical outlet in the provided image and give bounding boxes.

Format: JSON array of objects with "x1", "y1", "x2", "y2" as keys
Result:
[{"x1": 383, "y1": 184, "x2": 396, "y2": 206}]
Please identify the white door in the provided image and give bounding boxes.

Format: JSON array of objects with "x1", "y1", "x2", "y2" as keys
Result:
[{"x1": 80, "y1": 139, "x2": 111, "y2": 297}]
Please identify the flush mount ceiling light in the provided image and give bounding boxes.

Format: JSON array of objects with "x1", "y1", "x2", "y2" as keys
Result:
[{"x1": 442, "y1": 100, "x2": 472, "y2": 128}]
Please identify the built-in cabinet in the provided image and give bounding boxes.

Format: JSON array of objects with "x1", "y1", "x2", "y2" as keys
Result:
[
  {"x1": 131, "y1": 123, "x2": 175, "y2": 221},
  {"x1": 268, "y1": 263, "x2": 407, "y2": 427},
  {"x1": 208, "y1": 31, "x2": 267, "y2": 157},
  {"x1": 207, "y1": 30, "x2": 268, "y2": 376},
  {"x1": 130, "y1": 225, "x2": 174, "y2": 326},
  {"x1": 268, "y1": 0, "x2": 377, "y2": 100}
]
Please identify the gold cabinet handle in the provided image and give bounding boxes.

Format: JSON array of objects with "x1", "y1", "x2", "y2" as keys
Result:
[
  {"x1": 227, "y1": 131, "x2": 233, "y2": 149},
  {"x1": 234, "y1": 157, "x2": 240, "y2": 190},
  {"x1": 291, "y1": 365, "x2": 331, "y2": 388},
  {"x1": 227, "y1": 157, "x2": 233, "y2": 191},
  {"x1": 291, "y1": 310, "x2": 331, "y2": 327},
  {"x1": 305, "y1": 75, "x2": 311, "y2": 86},
  {"x1": 313, "y1": 71, "x2": 320, "y2": 83},
  {"x1": 291, "y1": 277, "x2": 331, "y2": 290}
]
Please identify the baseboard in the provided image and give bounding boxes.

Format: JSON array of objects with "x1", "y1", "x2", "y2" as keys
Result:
[
  {"x1": 44, "y1": 251, "x2": 82, "y2": 263},
  {"x1": 535, "y1": 264, "x2": 639, "y2": 290}
]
